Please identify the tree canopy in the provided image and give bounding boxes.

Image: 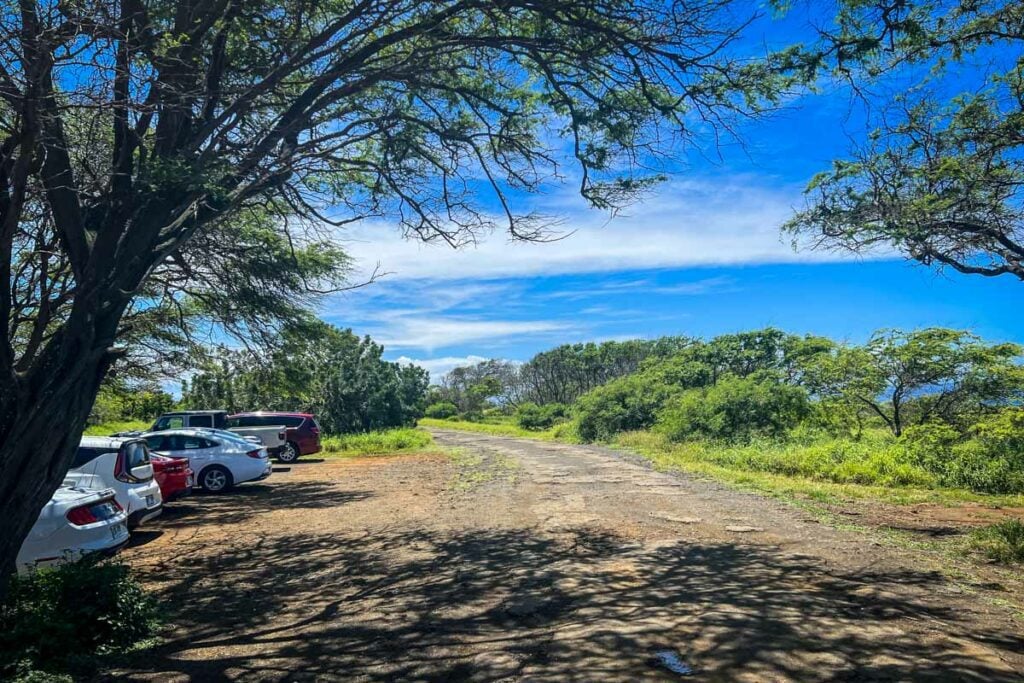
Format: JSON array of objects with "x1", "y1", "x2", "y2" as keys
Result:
[{"x1": 785, "y1": 0, "x2": 1024, "y2": 279}]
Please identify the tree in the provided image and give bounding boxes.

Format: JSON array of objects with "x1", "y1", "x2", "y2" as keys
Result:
[
  {"x1": 812, "y1": 329, "x2": 1024, "y2": 436},
  {"x1": 0, "y1": 0, "x2": 799, "y2": 585},
  {"x1": 785, "y1": 0, "x2": 1024, "y2": 279},
  {"x1": 181, "y1": 321, "x2": 428, "y2": 432}
]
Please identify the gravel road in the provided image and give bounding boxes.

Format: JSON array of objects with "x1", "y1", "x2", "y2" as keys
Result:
[{"x1": 108, "y1": 429, "x2": 1024, "y2": 682}]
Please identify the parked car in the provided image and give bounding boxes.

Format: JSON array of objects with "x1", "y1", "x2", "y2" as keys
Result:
[
  {"x1": 67, "y1": 437, "x2": 163, "y2": 528},
  {"x1": 142, "y1": 429, "x2": 272, "y2": 493},
  {"x1": 16, "y1": 486, "x2": 129, "y2": 573},
  {"x1": 226, "y1": 412, "x2": 322, "y2": 462},
  {"x1": 149, "y1": 411, "x2": 287, "y2": 455},
  {"x1": 151, "y1": 453, "x2": 194, "y2": 502}
]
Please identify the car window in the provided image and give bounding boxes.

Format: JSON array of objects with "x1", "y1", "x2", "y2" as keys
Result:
[
  {"x1": 122, "y1": 441, "x2": 150, "y2": 468},
  {"x1": 70, "y1": 447, "x2": 108, "y2": 468},
  {"x1": 155, "y1": 416, "x2": 184, "y2": 430},
  {"x1": 283, "y1": 416, "x2": 304, "y2": 427},
  {"x1": 227, "y1": 415, "x2": 258, "y2": 427},
  {"x1": 144, "y1": 435, "x2": 167, "y2": 451},
  {"x1": 190, "y1": 415, "x2": 213, "y2": 428}
]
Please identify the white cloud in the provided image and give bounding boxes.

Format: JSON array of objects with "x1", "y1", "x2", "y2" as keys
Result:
[
  {"x1": 337, "y1": 176, "x2": 873, "y2": 282},
  {"x1": 374, "y1": 316, "x2": 576, "y2": 351},
  {"x1": 395, "y1": 354, "x2": 493, "y2": 377}
]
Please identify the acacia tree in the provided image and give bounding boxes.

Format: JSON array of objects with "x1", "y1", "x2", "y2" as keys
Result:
[
  {"x1": 0, "y1": 0, "x2": 798, "y2": 584},
  {"x1": 785, "y1": 0, "x2": 1024, "y2": 279}
]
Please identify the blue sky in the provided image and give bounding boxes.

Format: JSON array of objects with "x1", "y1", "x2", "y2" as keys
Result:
[{"x1": 318, "y1": 3, "x2": 1023, "y2": 380}]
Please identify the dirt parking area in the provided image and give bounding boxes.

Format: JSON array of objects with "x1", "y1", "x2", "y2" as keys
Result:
[{"x1": 107, "y1": 429, "x2": 1024, "y2": 681}]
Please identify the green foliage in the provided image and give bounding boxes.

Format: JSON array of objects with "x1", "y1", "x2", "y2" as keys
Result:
[
  {"x1": 320, "y1": 429, "x2": 432, "y2": 456},
  {"x1": 515, "y1": 402, "x2": 568, "y2": 431},
  {"x1": 182, "y1": 320, "x2": 429, "y2": 434},
  {"x1": 968, "y1": 520, "x2": 1024, "y2": 564},
  {"x1": 576, "y1": 373, "x2": 681, "y2": 442},
  {"x1": 657, "y1": 374, "x2": 811, "y2": 442},
  {"x1": 786, "y1": 0, "x2": 1024, "y2": 280},
  {"x1": 89, "y1": 381, "x2": 175, "y2": 426},
  {"x1": 424, "y1": 402, "x2": 458, "y2": 419},
  {"x1": 0, "y1": 559, "x2": 158, "y2": 678},
  {"x1": 82, "y1": 420, "x2": 151, "y2": 437}
]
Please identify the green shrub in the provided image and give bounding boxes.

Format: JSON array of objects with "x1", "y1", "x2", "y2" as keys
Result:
[
  {"x1": 0, "y1": 558, "x2": 158, "y2": 678},
  {"x1": 423, "y1": 402, "x2": 458, "y2": 419},
  {"x1": 515, "y1": 402, "x2": 567, "y2": 431},
  {"x1": 656, "y1": 375, "x2": 811, "y2": 442},
  {"x1": 899, "y1": 411, "x2": 1024, "y2": 494},
  {"x1": 968, "y1": 520, "x2": 1024, "y2": 564},
  {"x1": 576, "y1": 375, "x2": 679, "y2": 442}
]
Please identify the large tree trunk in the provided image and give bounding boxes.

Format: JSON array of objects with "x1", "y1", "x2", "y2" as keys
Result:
[{"x1": 0, "y1": 297, "x2": 124, "y2": 598}]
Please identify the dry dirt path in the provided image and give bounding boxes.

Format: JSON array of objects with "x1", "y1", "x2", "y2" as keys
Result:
[{"x1": 107, "y1": 429, "x2": 1024, "y2": 682}]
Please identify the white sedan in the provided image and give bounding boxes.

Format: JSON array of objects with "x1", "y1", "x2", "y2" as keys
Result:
[
  {"x1": 17, "y1": 486, "x2": 129, "y2": 573},
  {"x1": 142, "y1": 429, "x2": 272, "y2": 493}
]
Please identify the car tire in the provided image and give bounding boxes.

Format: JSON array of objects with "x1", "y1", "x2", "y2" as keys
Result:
[
  {"x1": 277, "y1": 441, "x2": 300, "y2": 463},
  {"x1": 200, "y1": 465, "x2": 233, "y2": 493}
]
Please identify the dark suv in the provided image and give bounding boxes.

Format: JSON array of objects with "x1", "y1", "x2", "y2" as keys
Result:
[{"x1": 226, "y1": 412, "x2": 321, "y2": 462}]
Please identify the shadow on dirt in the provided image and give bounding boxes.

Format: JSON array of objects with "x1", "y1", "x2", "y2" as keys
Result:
[
  {"x1": 110, "y1": 523, "x2": 1022, "y2": 682},
  {"x1": 156, "y1": 481, "x2": 375, "y2": 529}
]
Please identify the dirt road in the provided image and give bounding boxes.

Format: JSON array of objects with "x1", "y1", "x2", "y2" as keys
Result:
[{"x1": 110, "y1": 429, "x2": 1024, "y2": 681}]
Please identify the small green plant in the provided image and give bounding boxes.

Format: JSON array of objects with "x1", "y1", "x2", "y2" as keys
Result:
[
  {"x1": 0, "y1": 558, "x2": 159, "y2": 678},
  {"x1": 968, "y1": 520, "x2": 1024, "y2": 564}
]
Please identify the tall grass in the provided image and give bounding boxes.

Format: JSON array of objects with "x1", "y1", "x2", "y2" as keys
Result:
[
  {"x1": 968, "y1": 520, "x2": 1024, "y2": 564},
  {"x1": 615, "y1": 430, "x2": 1024, "y2": 507},
  {"x1": 320, "y1": 428, "x2": 432, "y2": 456}
]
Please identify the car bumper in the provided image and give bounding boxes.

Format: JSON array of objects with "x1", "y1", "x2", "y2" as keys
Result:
[
  {"x1": 129, "y1": 503, "x2": 163, "y2": 528},
  {"x1": 302, "y1": 442, "x2": 322, "y2": 455}
]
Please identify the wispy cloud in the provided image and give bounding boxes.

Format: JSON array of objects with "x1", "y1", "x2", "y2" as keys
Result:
[
  {"x1": 336, "y1": 176, "x2": 879, "y2": 283},
  {"x1": 395, "y1": 354, "x2": 498, "y2": 377},
  {"x1": 372, "y1": 316, "x2": 576, "y2": 352}
]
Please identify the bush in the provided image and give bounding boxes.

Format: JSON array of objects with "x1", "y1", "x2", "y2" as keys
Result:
[
  {"x1": 899, "y1": 411, "x2": 1024, "y2": 494},
  {"x1": 656, "y1": 375, "x2": 811, "y2": 442},
  {"x1": 423, "y1": 402, "x2": 458, "y2": 419},
  {"x1": 576, "y1": 375, "x2": 680, "y2": 442},
  {"x1": 0, "y1": 558, "x2": 158, "y2": 678},
  {"x1": 968, "y1": 520, "x2": 1024, "y2": 564},
  {"x1": 515, "y1": 402, "x2": 567, "y2": 431}
]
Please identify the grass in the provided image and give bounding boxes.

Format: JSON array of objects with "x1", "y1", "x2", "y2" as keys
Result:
[
  {"x1": 968, "y1": 520, "x2": 1024, "y2": 564},
  {"x1": 320, "y1": 428, "x2": 433, "y2": 457},
  {"x1": 83, "y1": 420, "x2": 149, "y2": 436},
  {"x1": 614, "y1": 430, "x2": 1024, "y2": 508},
  {"x1": 418, "y1": 416, "x2": 577, "y2": 441}
]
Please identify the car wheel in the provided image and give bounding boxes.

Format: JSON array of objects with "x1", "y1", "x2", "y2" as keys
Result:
[
  {"x1": 277, "y1": 441, "x2": 300, "y2": 463},
  {"x1": 200, "y1": 465, "x2": 233, "y2": 493}
]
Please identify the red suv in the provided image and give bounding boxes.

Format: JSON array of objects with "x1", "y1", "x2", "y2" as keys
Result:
[{"x1": 226, "y1": 412, "x2": 322, "y2": 463}]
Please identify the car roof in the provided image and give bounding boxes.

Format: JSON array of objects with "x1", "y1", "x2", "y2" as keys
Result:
[
  {"x1": 228, "y1": 411, "x2": 313, "y2": 417},
  {"x1": 162, "y1": 410, "x2": 228, "y2": 416},
  {"x1": 79, "y1": 435, "x2": 140, "y2": 449},
  {"x1": 142, "y1": 428, "x2": 215, "y2": 437}
]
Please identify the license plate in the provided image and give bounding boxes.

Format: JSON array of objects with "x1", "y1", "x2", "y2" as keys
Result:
[
  {"x1": 110, "y1": 523, "x2": 127, "y2": 540},
  {"x1": 146, "y1": 495, "x2": 155, "y2": 507}
]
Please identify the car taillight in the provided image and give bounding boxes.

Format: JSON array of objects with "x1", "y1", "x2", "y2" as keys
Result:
[
  {"x1": 114, "y1": 452, "x2": 130, "y2": 483},
  {"x1": 247, "y1": 449, "x2": 263, "y2": 458},
  {"x1": 66, "y1": 505, "x2": 98, "y2": 525}
]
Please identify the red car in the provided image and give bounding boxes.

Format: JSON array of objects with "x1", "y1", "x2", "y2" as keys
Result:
[
  {"x1": 226, "y1": 412, "x2": 322, "y2": 463},
  {"x1": 151, "y1": 453, "x2": 194, "y2": 502}
]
